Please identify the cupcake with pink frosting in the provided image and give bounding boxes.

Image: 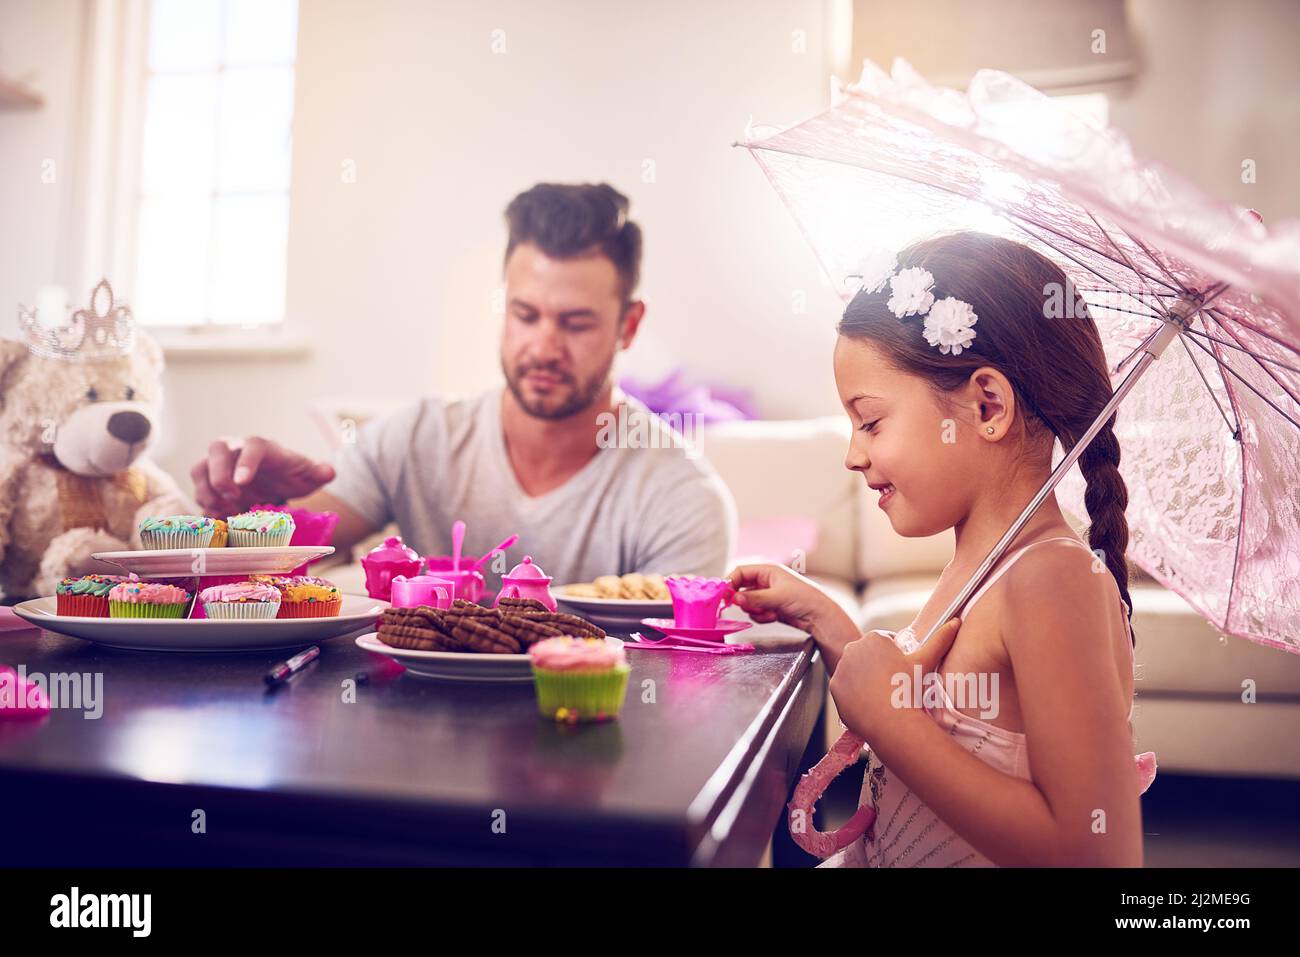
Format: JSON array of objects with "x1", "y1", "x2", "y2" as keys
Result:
[
  {"x1": 199, "y1": 580, "x2": 282, "y2": 620},
  {"x1": 108, "y1": 576, "x2": 192, "y2": 619},
  {"x1": 529, "y1": 636, "x2": 630, "y2": 723}
]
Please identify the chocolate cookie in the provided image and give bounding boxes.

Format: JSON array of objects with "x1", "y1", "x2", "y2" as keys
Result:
[
  {"x1": 449, "y1": 616, "x2": 522, "y2": 655},
  {"x1": 496, "y1": 596, "x2": 549, "y2": 614},
  {"x1": 496, "y1": 614, "x2": 565, "y2": 648}
]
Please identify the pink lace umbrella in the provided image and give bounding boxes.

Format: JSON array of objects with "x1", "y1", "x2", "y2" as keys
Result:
[{"x1": 740, "y1": 58, "x2": 1300, "y2": 856}]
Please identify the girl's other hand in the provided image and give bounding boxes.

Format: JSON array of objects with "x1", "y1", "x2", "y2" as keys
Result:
[{"x1": 830, "y1": 617, "x2": 963, "y2": 738}]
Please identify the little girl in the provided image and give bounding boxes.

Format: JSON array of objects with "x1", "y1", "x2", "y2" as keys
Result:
[{"x1": 731, "y1": 232, "x2": 1156, "y2": 867}]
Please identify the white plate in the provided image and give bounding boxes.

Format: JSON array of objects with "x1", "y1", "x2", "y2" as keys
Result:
[
  {"x1": 554, "y1": 588, "x2": 673, "y2": 632},
  {"x1": 356, "y1": 632, "x2": 625, "y2": 683},
  {"x1": 356, "y1": 632, "x2": 533, "y2": 682},
  {"x1": 90, "y1": 545, "x2": 335, "y2": 578},
  {"x1": 11, "y1": 593, "x2": 386, "y2": 653}
]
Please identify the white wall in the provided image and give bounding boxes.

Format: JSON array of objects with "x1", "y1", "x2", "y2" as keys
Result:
[
  {"x1": 1, "y1": 0, "x2": 1297, "y2": 491},
  {"x1": 0, "y1": 0, "x2": 89, "y2": 338},
  {"x1": 1113, "y1": 0, "x2": 1300, "y2": 222}
]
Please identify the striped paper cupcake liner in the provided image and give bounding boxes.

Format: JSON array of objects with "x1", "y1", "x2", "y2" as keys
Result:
[
  {"x1": 202, "y1": 600, "x2": 282, "y2": 620},
  {"x1": 227, "y1": 529, "x2": 295, "y2": 548},
  {"x1": 532, "y1": 664, "x2": 630, "y2": 722},
  {"x1": 108, "y1": 600, "x2": 189, "y2": 619},
  {"x1": 277, "y1": 598, "x2": 342, "y2": 619},
  {"x1": 56, "y1": 593, "x2": 111, "y2": 618},
  {"x1": 140, "y1": 529, "x2": 215, "y2": 551}
]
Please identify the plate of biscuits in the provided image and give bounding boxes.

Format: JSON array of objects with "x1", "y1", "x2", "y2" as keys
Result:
[
  {"x1": 554, "y1": 573, "x2": 674, "y2": 631},
  {"x1": 358, "y1": 596, "x2": 610, "y2": 682}
]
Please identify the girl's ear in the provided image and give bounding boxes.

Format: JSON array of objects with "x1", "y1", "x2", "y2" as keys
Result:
[{"x1": 968, "y1": 366, "x2": 1016, "y2": 440}]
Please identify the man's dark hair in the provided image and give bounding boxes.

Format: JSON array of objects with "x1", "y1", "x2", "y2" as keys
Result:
[{"x1": 504, "y1": 183, "x2": 642, "y2": 300}]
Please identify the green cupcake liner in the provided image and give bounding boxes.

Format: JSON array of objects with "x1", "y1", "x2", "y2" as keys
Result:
[
  {"x1": 140, "y1": 528, "x2": 215, "y2": 551},
  {"x1": 202, "y1": 600, "x2": 281, "y2": 620},
  {"x1": 532, "y1": 664, "x2": 630, "y2": 722},
  {"x1": 227, "y1": 528, "x2": 295, "y2": 548},
  {"x1": 109, "y1": 600, "x2": 189, "y2": 619}
]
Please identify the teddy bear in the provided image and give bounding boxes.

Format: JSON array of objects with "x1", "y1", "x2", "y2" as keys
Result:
[{"x1": 0, "y1": 280, "x2": 198, "y2": 600}]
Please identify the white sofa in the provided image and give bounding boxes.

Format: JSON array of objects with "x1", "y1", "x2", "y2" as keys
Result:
[{"x1": 321, "y1": 406, "x2": 1300, "y2": 779}]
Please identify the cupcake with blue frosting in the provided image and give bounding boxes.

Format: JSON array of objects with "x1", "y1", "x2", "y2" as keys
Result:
[
  {"x1": 138, "y1": 514, "x2": 216, "y2": 550},
  {"x1": 227, "y1": 509, "x2": 296, "y2": 548}
]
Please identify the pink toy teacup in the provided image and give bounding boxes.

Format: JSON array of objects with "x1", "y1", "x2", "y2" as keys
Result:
[
  {"x1": 389, "y1": 574, "x2": 453, "y2": 610},
  {"x1": 665, "y1": 575, "x2": 736, "y2": 629}
]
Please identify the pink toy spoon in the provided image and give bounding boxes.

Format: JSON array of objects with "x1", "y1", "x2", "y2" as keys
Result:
[
  {"x1": 451, "y1": 520, "x2": 466, "y2": 572},
  {"x1": 625, "y1": 633, "x2": 744, "y2": 655},
  {"x1": 634, "y1": 630, "x2": 755, "y2": 652},
  {"x1": 467, "y1": 533, "x2": 519, "y2": 573}
]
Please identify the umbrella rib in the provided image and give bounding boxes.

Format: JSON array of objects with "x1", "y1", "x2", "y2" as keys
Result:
[
  {"x1": 1076, "y1": 286, "x2": 1168, "y2": 313},
  {"x1": 1091, "y1": 302, "x2": 1164, "y2": 321},
  {"x1": 1195, "y1": 316, "x2": 1252, "y2": 635},
  {"x1": 1207, "y1": 305, "x2": 1300, "y2": 361},
  {"x1": 1013, "y1": 218, "x2": 1180, "y2": 296},
  {"x1": 1117, "y1": 225, "x2": 1186, "y2": 292},
  {"x1": 1184, "y1": 331, "x2": 1300, "y2": 432},
  {"x1": 1078, "y1": 286, "x2": 1181, "y2": 298},
  {"x1": 1199, "y1": 311, "x2": 1300, "y2": 408},
  {"x1": 1012, "y1": 221, "x2": 1143, "y2": 297},
  {"x1": 1111, "y1": 338, "x2": 1152, "y2": 376},
  {"x1": 1086, "y1": 211, "x2": 1178, "y2": 307},
  {"x1": 1183, "y1": 325, "x2": 1300, "y2": 376},
  {"x1": 1178, "y1": 335, "x2": 1240, "y2": 437}
]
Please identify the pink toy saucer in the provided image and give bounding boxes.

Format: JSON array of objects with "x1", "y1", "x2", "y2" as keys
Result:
[{"x1": 640, "y1": 618, "x2": 753, "y2": 643}]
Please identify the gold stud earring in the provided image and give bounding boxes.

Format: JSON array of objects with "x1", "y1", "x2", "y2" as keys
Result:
[{"x1": 985, "y1": 426, "x2": 995, "y2": 435}]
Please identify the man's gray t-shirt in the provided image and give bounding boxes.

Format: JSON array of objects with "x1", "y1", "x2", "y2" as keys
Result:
[{"x1": 325, "y1": 387, "x2": 737, "y2": 591}]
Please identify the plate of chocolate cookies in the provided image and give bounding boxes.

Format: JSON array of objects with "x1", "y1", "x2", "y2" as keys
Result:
[{"x1": 357, "y1": 597, "x2": 613, "y2": 682}]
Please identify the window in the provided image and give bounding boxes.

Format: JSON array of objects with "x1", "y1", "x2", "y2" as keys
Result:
[{"x1": 131, "y1": 0, "x2": 298, "y2": 330}]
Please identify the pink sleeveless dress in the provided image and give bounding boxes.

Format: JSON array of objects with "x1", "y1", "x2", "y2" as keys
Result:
[{"x1": 819, "y1": 536, "x2": 1157, "y2": 868}]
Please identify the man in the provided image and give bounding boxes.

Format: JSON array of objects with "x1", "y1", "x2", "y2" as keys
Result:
[{"x1": 192, "y1": 182, "x2": 736, "y2": 589}]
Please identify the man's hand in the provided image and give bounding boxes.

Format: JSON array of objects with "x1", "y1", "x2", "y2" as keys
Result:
[{"x1": 191, "y1": 437, "x2": 336, "y2": 516}]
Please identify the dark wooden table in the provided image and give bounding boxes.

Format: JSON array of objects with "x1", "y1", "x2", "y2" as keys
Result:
[{"x1": 0, "y1": 617, "x2": 824, "y2": 866}]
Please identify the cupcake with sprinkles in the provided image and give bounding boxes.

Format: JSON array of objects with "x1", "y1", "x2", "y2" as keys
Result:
[
  {"x1": 227, "y1": 509, "x2": 296, "y2": 548},
  {"x1": 138, "y1": 514, "x2": 215, "y2": 550},
  {"x1": 108, "y1": 575, "x2": 192, "y2": 619},
  {"x1": 251, "y1": 574, "x2": 341, "y2": 618},
  {"x1": 55, "y1": 574, "x2": 127, "y2": 617},
  {"x1": 529, "y1": 636, "x2": 630, "y2": 723},
  {"x1": 199, "y1": 580, "x2": 282, "y2": 619}
]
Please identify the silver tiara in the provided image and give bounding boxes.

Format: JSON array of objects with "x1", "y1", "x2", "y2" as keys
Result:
[{"x1": 18, "y1": 278, "x2": 136, "y2": 362}]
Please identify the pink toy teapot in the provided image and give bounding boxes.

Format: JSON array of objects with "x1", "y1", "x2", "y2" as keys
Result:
[
  {"x1": 360, "y1": 535, "x2": 423, "y2": 601},
  {"x1": 493, "y1": 555, "x2": 556, "y2": 612}
]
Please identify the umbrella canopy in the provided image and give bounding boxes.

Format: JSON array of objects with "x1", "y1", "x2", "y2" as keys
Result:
[{"x1": 740, "y1": 58, "x2": 1300, "y2": 653}]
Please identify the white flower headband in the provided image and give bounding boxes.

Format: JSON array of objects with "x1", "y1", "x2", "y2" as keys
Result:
[{"x1": 846, "y1": 253, "x2": 978, "y2": 356}]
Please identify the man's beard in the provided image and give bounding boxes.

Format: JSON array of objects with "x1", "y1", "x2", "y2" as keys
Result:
[{"x1": 502, "y1": 357, "x2": 613, "y2": 421}]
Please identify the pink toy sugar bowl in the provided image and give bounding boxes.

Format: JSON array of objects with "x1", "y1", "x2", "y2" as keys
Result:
[
  {"x1": 360, "y1": 536, "x2": 423, "y2": 601},
  {"x1": 494, "y1": 556, "x2": 556, "y2": 612}
]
